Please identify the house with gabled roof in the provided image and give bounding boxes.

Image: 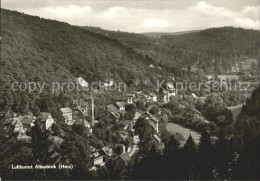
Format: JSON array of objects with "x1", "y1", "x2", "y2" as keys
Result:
[
  {"x1": 101, "y1": 146, "x2": 113, "y2": 157},
  {"x1": 147, "y1": 115, "x2": 159, "y2": 134},
  {"x1": 106, "y1": 104, "x2": 120, "y2": 121},
  {"x1": 77, "y1": 77, "x2": 89, "y2": 88},
  {"x1": 119, "y1": 153, "x2": 131, "y2": 165},
  {"x1": 115, "y1": 101, "x2": 126, "y2": 111},
  {"x1": 167, "y1": 82, "x2": 175, "y2": 91},
  {"x1": 106, "y1": 104, "x2": 118, "y2": 113},
  {"x1": 73, "y1": 95, "x2": 95, "y2": 120},
  {"x1": 60, "y1": 107, "x2": 76, "y2": 125},
  {"x1": 37, "y1": 112, "x2": 55, "y2": 130},
  {"x1": 153, "y1": 134, "x2": 161, "y2": 143},
  {"x1": 93, "y1": 155, "x2": 104, "y2": 166},
  {"x1": 18, "y1": 115, "x2": 35, "y2": 132},
  {"x1": 126, "y1": 94, "x2": 135, "y2": 104},
  {"x1": 149, "y1": 93, "x2": 158, "y2": 102},
  {"x1": 153, "y1": 134, "x2": 164, "y2": 152},
  {"x1": 12, "y1": 117, "x2": 25, "y2": 133}
]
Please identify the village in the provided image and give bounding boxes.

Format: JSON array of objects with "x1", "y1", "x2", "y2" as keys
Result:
[
  {"x1": 3, "y1": 55, "x2": 260, "y2": 172},
  {"x1": 4, "y1": 78, "x2": 176, "y2": 171}
]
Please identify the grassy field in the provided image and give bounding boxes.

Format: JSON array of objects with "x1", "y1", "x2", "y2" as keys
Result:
[{"x1": 166, "y1": 123, "x2": 201, "y2": 146}]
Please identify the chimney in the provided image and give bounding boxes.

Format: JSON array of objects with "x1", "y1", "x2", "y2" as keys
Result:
[{"x1": 91, "y1": 97, "x2": 94, "y2": 120}]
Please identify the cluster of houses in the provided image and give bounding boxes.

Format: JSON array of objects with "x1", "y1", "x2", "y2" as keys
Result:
[
  {"x1": 105, "y1": 84, "x2": 177, "y2": 122},
  {"x1": 6, "y1": 111, "x2": 55, "y2": 140},
  {"x1": 5, "y1": 77, "x2": 178, "y2": 170},
  {"x1": 140, "y1": 110, "x2": 165, "y2": 150},
  {"x1": 128, "y1": 84, "x2": 176, "y2": 104},
  {"x1": 58, "y1": 92, "x2": 139, "y2": 169},
  {"x1": 238, "y1": 56, "x2": 258, "y2": 73},
  {"x1": 60, "y1": 95, "x2": 95, "y2": 131},
  {"x1": 205, "y1": 74, "x2": 240, "y2": 83},
  {"x1": 89, "y1": 146, "x2": 113, "y2": 170}
]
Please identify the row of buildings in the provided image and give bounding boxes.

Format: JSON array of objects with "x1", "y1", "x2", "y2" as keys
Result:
[{"x1": 7, "y1": 111, "x2": 55, "y2": 140}]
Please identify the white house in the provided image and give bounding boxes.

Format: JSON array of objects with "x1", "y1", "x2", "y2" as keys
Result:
[
  {"x1": 94, "y1": 156, "x2": 104, "y2": 166},
  {"x1": 150, "y1": 93, "x2": 158, "y2": 102},
  {"x1": 60, "y1": 107, "x2": 75, "y2": 125},
  {"x1": 115, "y1": 101, "x2": 126, "y2": 111},
  {"x1": 77, "y1": 77, "x2": 89, "y2": 88},
  {"x1": 101, "y1": 147, "x2": 113, "y2": 157},
  {"x1": 163, "y1": 91, "x2": 170, "y2": 103},
  {"x1": 167, "y1": 82, "x2": 175, "y2": 91},
  {"x1": 11, "y1": 118, "x2": 25, "y2": 133},
  {"x1": 104, "y1": 79, "x2": 114, "y2": 88},
  {"x1": 126, "y1": 94, "x2": 135, "y2": 104},
  {"x1": 37, "y1": 112, "x2": 55, "y2": 130}
]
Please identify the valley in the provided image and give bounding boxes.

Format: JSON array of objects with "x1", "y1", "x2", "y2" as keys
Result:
[{"x1": 0, "y1": 7, "x2": 260, "y2": 181}]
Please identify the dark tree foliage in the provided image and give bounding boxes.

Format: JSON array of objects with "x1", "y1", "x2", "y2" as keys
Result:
[
  {"x1": 1, "y1": 8, "x2": 260, "y2": 180},
  {"x1": 181, "y1": 135, "x2": 197, "y2": 179},
  {"x1": 197, "y1": 132, "x2": 214, "y2": 179}
]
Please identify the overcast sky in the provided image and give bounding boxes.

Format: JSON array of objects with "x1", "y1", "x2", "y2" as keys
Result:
[{"x1": 2, "y1": 0, "x2": 260, "y2": 33}]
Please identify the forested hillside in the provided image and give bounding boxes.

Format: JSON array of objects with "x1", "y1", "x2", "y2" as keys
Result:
[
  {"x1": 1, "y1": 9, "x2": 260, "y2": 114},
  {"x1": 231, "y1": 86, "x2": 260, "y2": 179},
  {"x1": 84, "y1": 26, "x2": 260, "y2": 74},
  {"x1": 142, "y1": 30, "x2": 201, "y2": 38},
  {"x1": 0, "y1": 9, "x2": 166, "y2": 113},
  {"x1": 160, "y1": 27, "x2": 260, "y2": 69},
  {"x1": 2, "y1": 9, "x2": 260, "y2": 87},
  {"x1": 0, "y1": 8, "x2": 260, "y2": 180},
  {"x1": 1, "y1": 9, "x2": 163, "y2": 86}
]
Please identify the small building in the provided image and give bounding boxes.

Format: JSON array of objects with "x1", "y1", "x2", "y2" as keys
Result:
[
  {"x1": 94, "y1": 155, "x2": 104, "y2": 166},
  {"x1": 18, "y1": 115, "x2": 35, "y2": 132},
  {"x1": 153, "y1": 134, "x2": 161, "y2": 143},
  {"x1": 60, "y1": 107, "x2": 75, "y2": 125},
  {"x1": 77, "y1": 77, "x2": 89, "y2": 88},
  {"x1": 119, "y1": 131, "x2": 128, "y2": 140},
  {"x1": 104, "y1": 79, "x2": 114, "y2": 89},
  {"x1": 149, "y1": 93, "x2": 158, "y2": 102},
  {"x1": 133, "y1": 135, "x2": 140, "y2": 145},
  {"x1": 126, "y1": 94, "x2": 135, "y2": 104},
  {"x1": 163, "y1": 91, "x2": 170, "y2": 103},
  {"x1": 106, "y1": 104, "x2": 118, "y2": 113},
  {"x1": 73, "y1": 95, "x2": 95, "y2": 120},
  {"x1": 106, "y1": 104, "x2": 120, "y2": 121},
  {"x1": 115, "y1": 101, "x2": 126, "y2": 111},
  {"x1": 218, "y1": 75, "x2": 240, "y2": 82},
  {"x1": 191, "y1": 93, "x2": 198, "y2": 98},
  {"x1": 101, "y1": 147, "x2": 113, "y2": 157},
  {"x1": 12, "y1": 118, "x2": 24, "y2": 133},
  {"x1": 153, "y1": 134, "x2": 165, "y2": 152},
  {"x1": 119, "y1": 153, "x2": 131, "y2": 165},
  {"x1": 37, "y1": 112, "x2": 55, "y2": 130},
  {"x1": 107, "y1": 112, "x2": 120, "y2": 122},
  {"x1": 148, "y1": 116, "x2": 159, "y2": 134},
  {"x1": 167, "y1": 82, "x2": 175, "y2": 91},
  {"x1": 205, "y1": 75, "x2": 213, "y2": 81}
]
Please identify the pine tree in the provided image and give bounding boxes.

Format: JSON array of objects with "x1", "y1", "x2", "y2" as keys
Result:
[
  {"x1": 164, "y1": 135, "x2": 180, "y2": 156},
  {"x1": 215, "y1": 131, "x2": 231, "y2": 179},
  {"x1": 163, "y1": 135, "x2": 181, "y2": 179},
  {"x1": 197, "y1": 132, "x2": 214, "y2": 179},
  {"x1": 182, "y1": 135, "x2": 197, "y2": 179}
]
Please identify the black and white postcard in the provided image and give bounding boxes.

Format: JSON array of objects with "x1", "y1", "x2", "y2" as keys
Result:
[{"x1": 0, "y1": 0, "x2": 260, "y2": 180}]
